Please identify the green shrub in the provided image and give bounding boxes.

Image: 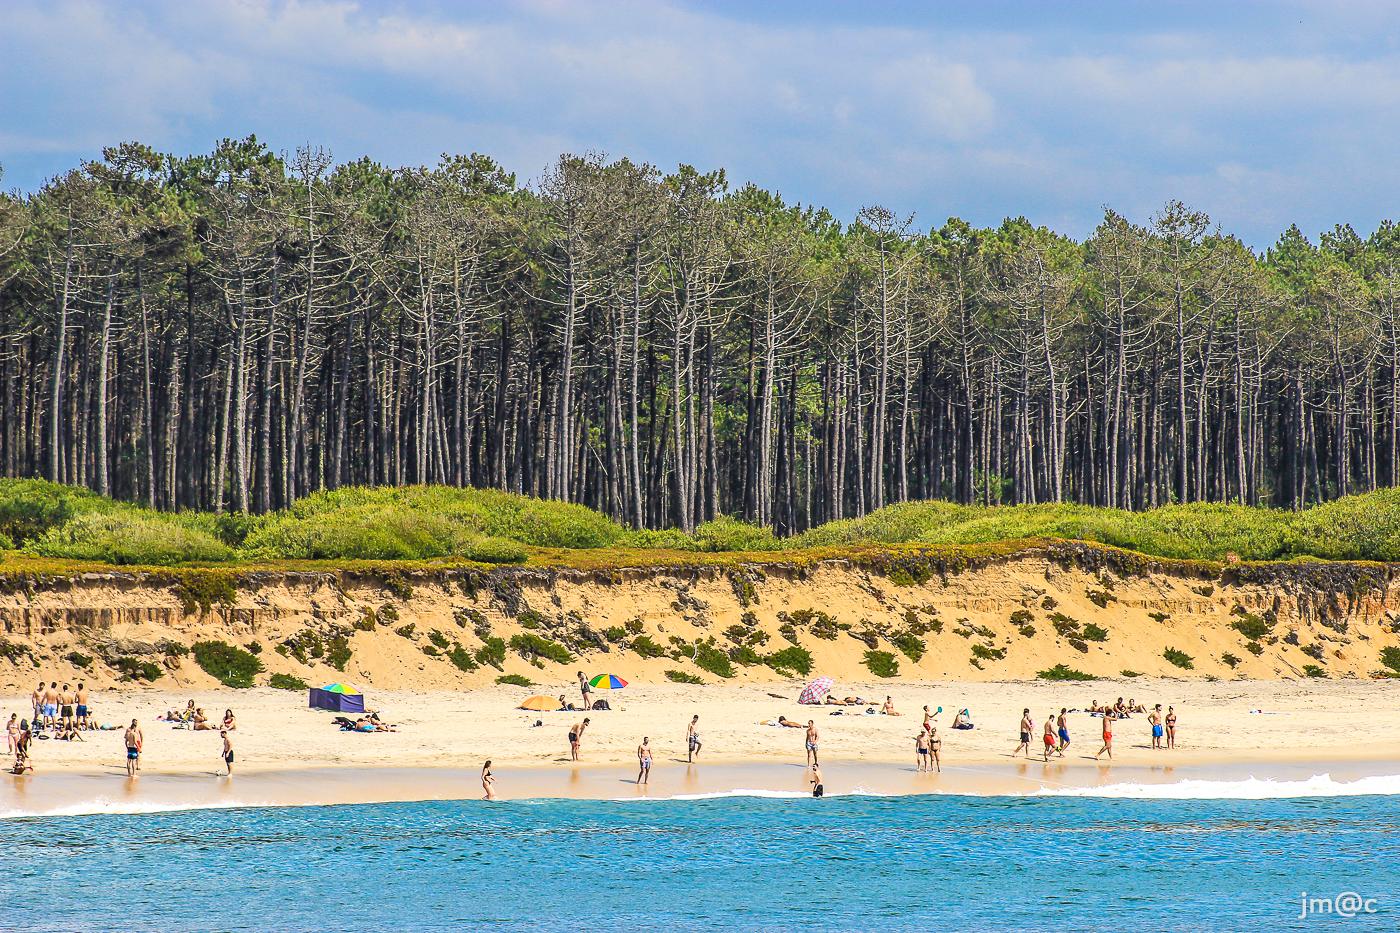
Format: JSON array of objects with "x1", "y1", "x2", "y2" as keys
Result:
[
  {"x1": 464, "y1": 536, "x2": 528, "y2": 564},
  {"x1": 603, "y1": 626, "x2": 627, "y2": 643},
  {"x1": 394, "y1": 623, "x2": 417, "y2": 639},
  {"x1": 1081, "y1": 623, "x2": 1109, "y2": 642},
  {"x1": 191, "y1": 640, "x2": 264, "y2": 688},
  {"x1": 476, "y1": 636, "x2": 507, "y2": 669},
  {"x1": 1018, "y1": 624, "x2": 1037, "y2": 638},
  {"x1": 691, "y1": 643, "x2": 736, "y2": 678},
  {"x1": 1163, "y1": 647, "x2": 1194, "y2": 670},
  {"x1": 970, "y1": 644, "x2": 1005, "y2": 661},
  {"x1": 0, "y1": 478, "x2": 107, "y2": 545},
  {"x1": 628, "y1": 635, "x2": 665, "y2": 658},
  {"x1": 26, "y1": 510, "x2": 234, "y2": 565},
  {"x1": 496, "y1": 673, "x2": 534, "y2": 687},
  {"x1": 692, "y1": 515, "x2": 780, "y2": 551},
  {"x1": 269, "y1": 673, "x2": 308, "y2": 690},
  {"x1": 0, "y1": 530, "x2": 13, "y2": 549},
  {"x1": 665, "y1": 669, "x2": 704, "y2": 684},
  {"x1": 1119, "y1": 669, "x2": 1141, "y2": 678},
  {"x1": 1246, "y1": 641, "x2": 1265, "y2": 656},
  {"x1": 326, "y1": 637, "x2": 352, "y2": 672},
  {"x1": 1148, "y1": 611, "x2": 1170, "y2": 623},
  {"x1": 65, "y1": 651, "x2": 94, "y2": 669},
  {"x1": 890, "y1": 632, "x2": 925, "y2": 662},
  {"x1": 1037, "y1": 664, "x2": 1096, "y2": 681},
  {"x1": 1378, "y1": 646, "x2": 1400, "y2": 674},
  {"x1": 446, "y1": 644, "x2": 478, "y2": 672},
  {"x1": 1050, "y1": 613, "x2": 1080, "y2": 636},
  {"x1": 764, "y1": 645, "x2": 813, "y2": 676},
  {"x1": 730, "y1": 644, "x2": 763, "y2": 666},
  {"x1": 1221, "y1": 652, "x2": 1241, "y2": 668},
  {"x1": 172, "y1": 573, "x2": 238, "y2": 615},
  {"x1": 863, "y1": 649, "x2": 899, "y2": 677},
  {"x1": 1231, "y1": 614, "x2": 1272, "y2": 640},
  {"x1": 508, "y1": 632, "x2": 573, "y2": 665},
  {"x1": 428, "y1": 630, "x2": 451, "y2": 649},
  {"x1": 111, "y1": 655, "x2": 162, "y2": 682},
  {"x1": 1302, "y1": 664, "x2": 1327, "y2": 678},
  {"x1": 517, "y1": 609, "x2": 547, "y2": 629}
]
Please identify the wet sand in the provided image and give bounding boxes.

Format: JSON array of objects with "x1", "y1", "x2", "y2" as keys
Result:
[{"x1": 4, "y1": 756, "x2": 1399, "y2": 818}]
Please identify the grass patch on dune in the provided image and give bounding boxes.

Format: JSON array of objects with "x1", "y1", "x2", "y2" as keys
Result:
[{"x1": 1037, "y1": 664, "x2": 1096, "y2": 681}]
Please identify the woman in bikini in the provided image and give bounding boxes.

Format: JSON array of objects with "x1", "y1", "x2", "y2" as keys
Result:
[
  {"x1": 928, "y1": 727, "x2": 942, "y2": 773},
  {"x1": 1166, "y1": 706, "x2": 1178, "y2": 749},
  {"x1": 482, "y1": 760, "x2": 496, "y2": 800}
]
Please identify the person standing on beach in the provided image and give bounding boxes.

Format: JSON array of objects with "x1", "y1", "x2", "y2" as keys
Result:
[
  {"x1": 60, "y1": 683, "x2": 74, "y2": 730},
  {"x1": 928, "y1": 727, "x2": 942, "y2": 773},
  {"x1": 568, "y1": 718, "x2": 589, "y2": 761},
  {"x1": 636, "y1": 737, "x2": 652, "y2": 785},
  {"x1": 577, "y1": 671, "x2": 592, "y2": 711},
  {"x1": 1166, "y1": 706, "x2": 1178, "y2": 749},
  {"x1": 1013, "y1": 708, "x2": 1032, "y2": 758},
  {"x1": 1056, "y1": 708, "x2": 1070, "y2": 756},
  {"x1": 75, "y1": 682, "x2": 89, "y2": 730},
  {"x1": 43, "y1": 682, "x2": 59, "y2": 729},
  {"x1": 11, "y1": 721, "x2": 33, "y2": 774},
  {"x1": 1096, "y1": 710, "x2": 1114, "y2": 760},
  {"x1": 809, "y1": 763, "x2": 824, "y2": 798},
  {"x1": 30, "y1": 682, "x2": 43, "y2": 727},
  {"x1": 124, "y1": 719, "x2": 142, "y2": 777},
  {"x1": 1042, "y1": 713, "x2": 1057, "y2": 761},
  {"x1": 915, "y1": 730, "x2": 929, "y2": 771},
  {"x1": 686, "y1": 715, "x2": 702, "y2": 762},
  {"x1": 805, "y1": 721, "x2": 820, "y2": 767},
  {"x1": 482, "y1": 760, "x2": 496, "y2": 800},
  {"x1": 220, "y1": 730, "x2": 234, "y2": 776},
  {"x1": 5, "y1": 713, "x2": 17, "y2": 754},
  {"x1": 1149, "y1": 705, "x2": 1164, "y2": 750}
]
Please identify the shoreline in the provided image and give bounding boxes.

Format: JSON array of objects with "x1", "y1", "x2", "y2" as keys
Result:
[{"x1": 5, "y1": 755, "x2": 1400, "y2": 818}]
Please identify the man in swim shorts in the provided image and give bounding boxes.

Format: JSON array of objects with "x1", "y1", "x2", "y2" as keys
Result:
[
  {"x1": 805, "y1": 721, "x2": 819, "y2": 766},
  {"x1": 43, "y1": 682, "x2": 59, "y2": 729},
  {"x1": 1043, "y1": 713, "x2": 1057, "y2": 761},
  {"x1": 221, "y1": 730, "x2": 234, "y2": 776},
  {"x1": 809, "y1": 764, "x2": 824, "y2": 798},
  {"x1": 1057, "y1": 708, "x2": 1070, "y2": 756},
  {"x1": 1096, "y1": 710, "x2": 1114, "y2": 760},
  {"x1": 1149, "y1": 704, "x2": 1164, "y2": 750},
  {"x1": 75, "y1": 682, "x2": 89, "y2": 730},
  {"x1": 1013, "y1": 708, "x2": 1032, "y2": 758},
  {"x1": 124, "y1": 719, "x2": 143, "y2": 777},
  {"x1": 686, "y1": 715, "x2": 702, "y2": 762},
  {"x1": 636, "y1": 736, "x2": 652, "y2": 785},
  {"x1": 60, "y1": 683, "x2": 74, "y2": 730},
  {"x1": 568, "y1": 718, "x2": 589, "y2": 761}
]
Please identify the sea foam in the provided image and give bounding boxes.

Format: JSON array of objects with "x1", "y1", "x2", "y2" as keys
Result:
[{"x1": 1030, "y1": 772, "x2": 1400, "y2": 800}]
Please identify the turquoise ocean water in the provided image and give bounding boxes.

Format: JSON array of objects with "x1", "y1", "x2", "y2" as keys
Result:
[{"x1": 1, "y1": 790, "x2": 1396, "y2": 931}]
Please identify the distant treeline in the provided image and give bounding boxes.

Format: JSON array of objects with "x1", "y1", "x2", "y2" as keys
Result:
[{"x1": 0, "y1": 139, "x2": 1397, "y2": 531}]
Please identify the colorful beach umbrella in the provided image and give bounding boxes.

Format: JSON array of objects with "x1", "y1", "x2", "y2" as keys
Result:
[
  {"x1": 519, "y1": 695, "x2": 561, "y2": 711},
  {"x1": 320, "y1": 683, "x2": 362, "y2": 696},
  {"x1": 798, "y1": 677, "x2": 833, "y2": 705},
  {"x1": 589, "y1": 673, "x2": 628, "y2": 690}
]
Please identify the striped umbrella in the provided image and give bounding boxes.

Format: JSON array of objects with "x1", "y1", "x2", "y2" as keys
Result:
[
  {"x1": 798, "y1": 677, "x2": 833, "y2": 705},
  {"x1": 588, "y1": 674, "x2": 628, "y2": 690}
]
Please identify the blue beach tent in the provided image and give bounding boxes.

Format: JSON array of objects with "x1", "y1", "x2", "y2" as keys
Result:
[{"x1": 309, "y1": 683, "x2": 366, "y2": 713}]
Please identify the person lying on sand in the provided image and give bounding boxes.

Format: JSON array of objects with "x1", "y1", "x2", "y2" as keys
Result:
[
  {"x1": 763, "y1": 715, "x2": 805, "y2": 728},
  {"x1": 881, "y1": 697, "x2": 901, "y2": 716},
  {"x1": 952, "y1": 709, "x2": 974, "y2": 730}
]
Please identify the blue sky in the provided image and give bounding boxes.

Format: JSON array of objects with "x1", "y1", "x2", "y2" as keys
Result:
[{"x1": 3, "y1": 0, "x2": 1399, "y2": 247}]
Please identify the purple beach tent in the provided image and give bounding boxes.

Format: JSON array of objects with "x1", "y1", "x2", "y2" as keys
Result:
[{"x1": 309, "y1": 682, "x2": 366, "y2": 713}]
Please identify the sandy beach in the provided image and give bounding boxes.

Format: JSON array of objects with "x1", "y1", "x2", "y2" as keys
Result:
[{"x1": 3, "y1": 678, "x2": 1398, "y2": 814}]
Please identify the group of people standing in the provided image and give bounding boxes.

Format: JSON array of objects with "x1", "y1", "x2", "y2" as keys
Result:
[
  {"x1": 1012, "y1": 700, "x2": 1179, "y2": 761},
  {"x1": 8, "y1": 680, "x2": 96, "y2": 774}
]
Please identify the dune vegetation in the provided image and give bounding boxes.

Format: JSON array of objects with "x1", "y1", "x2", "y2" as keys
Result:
[{"x1": 7, "y1": 477, "x2": 1400, "y2": 568}]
